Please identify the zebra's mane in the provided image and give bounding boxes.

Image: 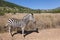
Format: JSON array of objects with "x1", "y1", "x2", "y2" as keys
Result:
[{"x1": 23, "y1": 14, "x2": 33, "y2": 20}]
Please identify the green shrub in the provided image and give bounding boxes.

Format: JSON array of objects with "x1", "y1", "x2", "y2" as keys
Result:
[{"x1": 0, "y1": 12, "x2": 5, "y2": 16}]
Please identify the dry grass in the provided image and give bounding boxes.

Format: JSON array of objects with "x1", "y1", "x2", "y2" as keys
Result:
[
  {"x1": 34, "y1": 13, "x2": 60, "y2": 29},
  {"x1": 0, "y1": 13, "x2": 60, "y2": 32},
  {"x1": 0, "y1": 13, "x2": 60, "y2": 40}
]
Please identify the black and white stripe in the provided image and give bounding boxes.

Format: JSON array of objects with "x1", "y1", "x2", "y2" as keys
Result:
[{"x1": 6, "y1": 13, "x2": 36, "y2": 37}]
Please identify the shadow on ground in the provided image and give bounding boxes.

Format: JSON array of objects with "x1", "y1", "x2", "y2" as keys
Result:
[{"x1": 12, "y1": 28, "x2": 39, "y2": 37}]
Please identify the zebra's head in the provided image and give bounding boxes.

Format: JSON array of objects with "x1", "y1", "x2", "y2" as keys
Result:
[
  {"x1": 28, "y1": 13, "x2": 34, "y2": 21},
  {"x1": 23, "y1": 13, "x2": 35, "y2": 23},
  {"x1": 31, "y1": 13, "x2": 33, "y2": 16}
]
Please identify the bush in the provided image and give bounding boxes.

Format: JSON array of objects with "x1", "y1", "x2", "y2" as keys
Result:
[{"x1": 0, "y1": 12, "x2": 5, "y2": 16}]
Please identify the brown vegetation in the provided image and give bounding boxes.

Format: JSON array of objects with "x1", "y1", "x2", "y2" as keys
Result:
[
  {"x1": 0, "y1": 13, "x2": 60, "y2": 40},
  {"x1": 0, "y1": 13, "x2": 60, "y2": 32}
]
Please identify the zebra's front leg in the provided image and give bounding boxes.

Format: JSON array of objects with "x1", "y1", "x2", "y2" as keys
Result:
[
  {"x1": 34, "y1": 21, "x2": 39, "y2": 33},
  {"x1": 22, "y1": 27, "x2": 25, "y2": 37}
]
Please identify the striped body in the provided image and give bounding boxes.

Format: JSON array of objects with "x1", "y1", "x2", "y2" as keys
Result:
[
  {"x1": 6, "y1": 13, "x2": 36, "y2": 37},
  {"x1": 8, "y1": 18, "x2": 26, "y2": 28}
]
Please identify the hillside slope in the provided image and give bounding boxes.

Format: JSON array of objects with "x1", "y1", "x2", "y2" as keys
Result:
[{"x1": 0, "y1": 0, "x2": 33, "y2": 13}]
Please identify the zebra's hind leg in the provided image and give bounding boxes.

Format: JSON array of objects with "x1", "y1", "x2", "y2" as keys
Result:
[
  {"x1": 22, "y1": 27, "x2": 25, "y2": 37},
  {"x1": 9, "y1": 26, "x2": 11, "y2": 34},
  {"x1": 9, "y1": 26, "x2": 12, "y2": 37}
]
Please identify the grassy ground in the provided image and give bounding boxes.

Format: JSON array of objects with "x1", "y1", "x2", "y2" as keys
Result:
[
  {"x1": 0, "y1": 13, "x2": 60, "y2": 32},
  {"x1": 0, "y1": 13, "x2": 60, "y2": 40}
]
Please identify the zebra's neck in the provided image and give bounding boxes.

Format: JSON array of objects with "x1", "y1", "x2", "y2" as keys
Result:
[
  {"x1": 22, "y1": 17, "x2": 29, "y2": 25},
  {"x1": 22, "y1": 15, "x2": 30, "y2": 25}
]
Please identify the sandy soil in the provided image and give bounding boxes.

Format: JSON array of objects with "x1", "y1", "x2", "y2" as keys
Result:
[{"x1": 0, "y1": 28, "x2": 60, "y2": 40}]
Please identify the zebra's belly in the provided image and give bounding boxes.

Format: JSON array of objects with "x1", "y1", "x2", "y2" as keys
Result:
[{"x1": 11, "y1": 22, "x2": 26, "y2": 28}]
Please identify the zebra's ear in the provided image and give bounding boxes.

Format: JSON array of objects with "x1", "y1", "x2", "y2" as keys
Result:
[{"x1": 31, "y1": 13, "x2": 33, "y2": 16}]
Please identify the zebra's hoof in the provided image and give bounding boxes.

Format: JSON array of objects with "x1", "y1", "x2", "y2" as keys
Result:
[
  {"x1": 37, "y1": 30, "x2": 39, "y2": 33},
  {"x1": 36, "y1": 28, "x2": 39, "y2": 33},
  {"x1": 24, "y1": 35, "x2": 26, "y2": 37}
]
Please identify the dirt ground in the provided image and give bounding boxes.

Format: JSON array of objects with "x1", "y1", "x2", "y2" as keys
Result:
[
  {"x1": 0, "y1": 13, "x2": 60, "y2": 40},
  {"x1": 0, "y1": 28, "x2": 60, "y2": 40}
]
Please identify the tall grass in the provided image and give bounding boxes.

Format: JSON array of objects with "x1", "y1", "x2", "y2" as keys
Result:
[
  {"x1": 34, "y1": 13, "x2": 60, "y2": 30},
  {"x1": 0, "y1": 13, "x2": 60, "y2": 33}
]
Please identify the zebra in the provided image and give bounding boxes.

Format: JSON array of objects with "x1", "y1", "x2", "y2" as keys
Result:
[{"x1": 5, "y1": 13, "x2": 38, "y2": 37}]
